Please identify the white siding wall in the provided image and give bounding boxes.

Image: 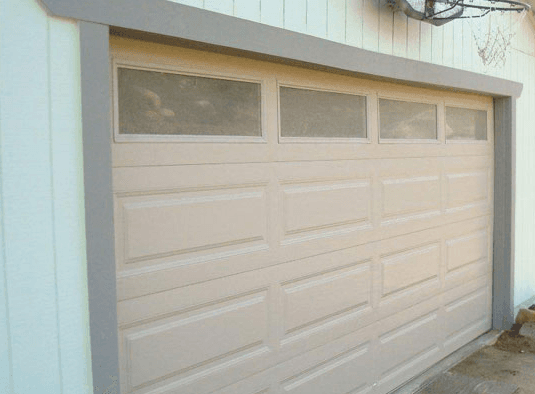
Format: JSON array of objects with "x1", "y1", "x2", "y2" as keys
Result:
[
  {"x1": 0, "y1": 1, "x2": 533, "y2": 393},
  {"x1": 171, "y1": 0, "x2": 535, "y2": 307},
  {"x1": 0, "y1": 0, "x2": 92, "y2": 393}
]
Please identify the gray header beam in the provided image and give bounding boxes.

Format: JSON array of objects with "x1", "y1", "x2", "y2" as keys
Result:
[{"x1": 42, "y1": 0, "x2": 522, "y2": 98}]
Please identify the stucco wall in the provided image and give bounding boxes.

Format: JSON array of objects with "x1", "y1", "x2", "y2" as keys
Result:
[
  {"x1": 168, "y1": 0, "x2": 535, "y2": 306},
  {"x1": 0, "y1": 0, "x2": 92, "y2": 392}
]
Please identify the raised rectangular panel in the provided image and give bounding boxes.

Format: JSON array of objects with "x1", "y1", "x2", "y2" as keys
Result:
[
  {"x1": 381, "y1": 243, "x2": 440, "y2": 297},
  {"x1": 446, "y1": 230, "x2": 487, "y2": 272},
  {"x1": 378, "y1": 311, "x2": 439, "y2": 379},
  {"x1": 445, "y1": 260, "x2": 488, "y2": 291},
  {"x1": 281, "y1": 344, "x2": 372, "y2": 394},
  {"x1": 121, "y1": 189, "x2": 267, "y2": 261},
  {"x1": 381, "y1": 176, "x2": 440, "y2": 223},
  {"x1": 445, "y1": 289, "x2": 487, "y2": 338},
  {"x1": 282, "y1": 262, "x2": 371, "y2": 334},
  {"x1": 124, "y1": 291, "x2": 269, "y2": 389},
  {"x1": 282, "y1": 180, "x2": 371, "y2": 236},
  {"x1": 446, "y1": 171, "x2": 488, "y2": 211}
]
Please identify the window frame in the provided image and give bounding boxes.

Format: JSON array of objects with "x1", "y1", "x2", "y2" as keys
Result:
[
  {"x1": 377, "y1": 94, "x2": 442, "y2": 144},
  {"x1": 112, "y1": 58, "x2": 268, "y2": 143},
  {"x1": 444, "y1": 101, "x2": 491, "y2": 144},
  {"x1": 277, "y1": 82, "x2": 372, "y2": 144}
]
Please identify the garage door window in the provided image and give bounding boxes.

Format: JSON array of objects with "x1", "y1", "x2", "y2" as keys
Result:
[
  {"x1": 279, "y1": 86, "x2": 367, "y2": 141},
  {"x1": 379, "y1": 98, "x2": 437, "y2": 142},
  {"x1": 446, "y1": 107, "x2": 487, "y2": 141},
  {"x1": 115, "y1": 66, "x2": 263, "y2": 141}
]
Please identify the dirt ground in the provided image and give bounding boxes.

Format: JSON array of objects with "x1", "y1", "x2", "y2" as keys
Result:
[{"x1": 448, "y1": 329, "x2": 535, "y2": 394}]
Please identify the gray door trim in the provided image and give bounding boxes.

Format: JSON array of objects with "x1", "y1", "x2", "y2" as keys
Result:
[
  {"x1": 493, "y1": 97, "x2": 516, "y2": 330},
  {"x1": 79, "y1": 21, "x2": 120, "y2": 394},
  {"x1": 73, "y1": 3, "x2": 520, "y2": 393}
]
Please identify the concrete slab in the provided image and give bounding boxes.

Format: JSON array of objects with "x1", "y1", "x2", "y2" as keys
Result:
[
  {"x1": 415, "y1": 372, "x2": 519, "y2": 394},
  {"x1": 391, "y1": 331, "x2": 502, "y2": 394},
  {"x1": 449, "y1": 346, "x2": 535, "y2": 394}
]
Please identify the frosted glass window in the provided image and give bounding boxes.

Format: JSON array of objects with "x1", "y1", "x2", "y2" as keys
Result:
[
  {"x1": 117, "y1": 67, "x2": 262, "y2": 136},
  {"x1": 379, "y1": 99, "x2": 437, "y2": 140},
  {"x1": 446, "y1": 107, "x2": 487, "y2": 141},
  {"x1": 279, "y1": 87, "x2": 367, "y2": 138}
]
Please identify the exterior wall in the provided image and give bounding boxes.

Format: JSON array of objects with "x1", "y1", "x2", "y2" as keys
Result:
[
  {"x1": 170, "y1": 0, "x2": 535, "y2": 307},
  {"x1": 0, "y1": 0, "x2": 92, "y2": 393},
  {"x1": 513, "y1": 28, "x2": 535, "y2": 306},
  {"x1": 0, "y1": 0, "x2": 533, "y2": 393}
]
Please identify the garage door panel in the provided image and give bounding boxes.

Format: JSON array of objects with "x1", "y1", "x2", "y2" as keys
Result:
[
  {"x1": 376, "y1": 301, "x2": 443, "y2": 394},
  {"x1": 116, "y1": 243, "x2": 273, "y2": 300},
  {"x1": 282, "y1": 261, "x2": 371, "y2": 334},
  {"x1": 378, "y1": 311, "x2": 440, "y2": 379},
  {"x1": 380, "y1": 176, "x2": 441, "y2": 223},
  {"x1": 446, "y1": 229, "x2": 488, "y2": 272},
  {"x1": 376, "y1": 346, "x2": 443, "y2": 394},
  {"x1": 444, "y1": 288, "x2": 488, "y2": 338},
  {"x1": 281, "y1": 179, "x2": 371, "y2": 237},
  {"x1": 280, "y1": 344, "x2": 371, "y2": 394},
  {"x1": 117, "y1": 271, "x2": 270, "y2": 327},
  {"x1": 381, "y1": 242, "x2": 440, "y2": 297},
  {"x1": 443, "y1": 318, "x2": 491, "y2": 356},
  {"x1": 112, "y1": 163, "x2": 272, "y2": 194},
  {"x1": 445, "y1": 170, "x2": 489, "y2": 212},
  {"x1": 278, "y1": 326, "x2": 374, "y2": 394},
  {"x1": 112, "y1": 40, "x2": 494, "y2": 394},
  {"x1": 113, "y1": 142, "x2": 271, "y2": 167},
  {"x1": 123, "y1": 290, "x2": 270, "y2": 390},
  {"x1": 445, "y1": 260, "x2": 489, "y2": 291},
  {"x1": 118, "y1": 188, "x2": 268, "y2": 262}
]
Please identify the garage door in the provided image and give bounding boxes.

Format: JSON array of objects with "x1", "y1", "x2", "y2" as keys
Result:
[{"x1": 111, "y1": 37, "x2": 494, "y2": 394}]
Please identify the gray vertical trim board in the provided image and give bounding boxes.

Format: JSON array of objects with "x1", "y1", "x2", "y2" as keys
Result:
[
  {"x1": 79, "y1": 21, "x2": 120, "y2": 394},
  {"x1": 493, "y1": 97, "x2": 516, "y2": 330}
]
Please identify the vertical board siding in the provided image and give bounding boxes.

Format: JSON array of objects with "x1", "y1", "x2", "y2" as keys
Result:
[
  {"x1": 407, "y1": 18, "x2": 420, "y2": 60},
  {"x1": 420, "y1": 22, "x2": 432, "y2": 62},
  {"x1": 514, "y1": 45, "x2": 535, "y2": 306},
  {"x1": 453, "y1": 19, "x2": 463, "y2": 68},
  {"x1": 362, "y1": 0, "x2": 380, "y2": 51},
  {"x1": 462, "y1": 19, "x2": 472, "y2": 71},
  {"x1": 234, "y1": 0, "x2": 260, "y2": 22},
  {"x1": 328, "y1": 0, "x2": 346, "y2": 42},
  {"x1": 0, "y1": 136, "x2": 12, "y2": 394},
  {"x1": 0, "y1": 0, "x2": 61, "y2": 392},
  {"x1": 346, "y1": 0, "x2": 364, "y2": 47},
  {"x1": 378, "y1": 0, "x2": 393, "y2": 54},
  {"x1": 284, "y1": 0, "x2": 308, "y2": 33},
  {"x1": 49, "y1": 18, "x2": 93, "y2": 394},
  {"x1": 431, "y1": 25, "x2": 443, "y2": 65},
  {"x1": 392, "y1": 12, "x2": 407, "y2": 58},
  {"x1": 442, "y1": 22, "x2": 454, "y2": 67},
  {"x1": 204, "y1": 0, "x2": 233, "y2": 15},
  {"x1": 261, "y1": 0, "x2": 284, "y2": 27},
  {"x1": 307, "y1": 0, "x2": 328, "y2": 37},
  {"x1": 0, "y1": 0, "x2": 93, "y2": 393}
]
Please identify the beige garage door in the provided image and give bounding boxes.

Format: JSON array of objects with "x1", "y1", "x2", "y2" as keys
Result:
[{"x1": 111, "y1": 36, "x2": 494, "y2": 394}]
